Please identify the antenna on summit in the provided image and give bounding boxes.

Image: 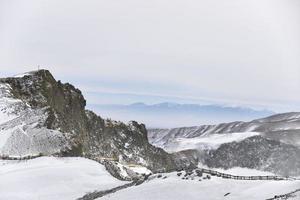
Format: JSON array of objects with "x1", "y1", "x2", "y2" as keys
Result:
[{"x1": 38, "y1": 65, "x2": 40, "y2": 71}]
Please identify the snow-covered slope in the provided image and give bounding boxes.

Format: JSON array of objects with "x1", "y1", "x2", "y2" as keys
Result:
[
  {"x1": 0, "y1": 157, "x2": 127, "y2": 200},
  {"x1": 3, "y1": 156, "x2": 298, "y2": 200},
  {"x1": 148, "y1": 112, "x2": 300, "y2": 149},
  {"x1": 100, "y1": 169, "x2": 300, "y2": 200},
  {"x1": 0, "y1": 83, "x2": 22, "y2": 124},
  {"x1": 0, "y1": 82, "x2": 68, "y2": 157},
  {"x1": 148, "y1": 113, "x2": 300, "y2": 176},
  {"x1": 151, "y1": 131, "x2": 260, "y2": 153}
]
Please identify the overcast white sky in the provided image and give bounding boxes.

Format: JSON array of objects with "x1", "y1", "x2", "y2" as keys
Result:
[{"x1": 1, "y1": 0, "x2": 300, "y2": 112}]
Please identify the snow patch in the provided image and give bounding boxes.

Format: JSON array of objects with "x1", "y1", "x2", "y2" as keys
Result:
[
  {"x1": 0, "y1": 83, "x2": 24, "y2": 124},
  {"x1": 129, "y1": 166, "x2": 152, "y2": 175},
  {"x1": 0, "y1": 108, "x2": 68, "y2": 157},
  {"x1": 116, "y1": 162, "x2": 130, "y2": 178}
]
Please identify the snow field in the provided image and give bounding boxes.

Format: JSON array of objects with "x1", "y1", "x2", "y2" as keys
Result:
[
  {"x1": 0, "y1": 157, "x2": 128, "y2": 200},
  {"x1": 100, "y1": 171, "x2": 300, "y2": 200}
]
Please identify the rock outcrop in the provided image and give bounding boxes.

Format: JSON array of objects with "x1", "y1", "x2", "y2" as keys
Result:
[{"x1": 0, "y1": 70, "x2": 191, "y2": 173}]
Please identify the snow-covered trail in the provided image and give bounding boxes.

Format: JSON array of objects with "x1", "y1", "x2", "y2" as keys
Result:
[
  {"x1": 0, "y1": 157, "x2": 128, "y2": 200},
  {"x1": 76, "y1": 181, "x2": 140, "y2": 200}
]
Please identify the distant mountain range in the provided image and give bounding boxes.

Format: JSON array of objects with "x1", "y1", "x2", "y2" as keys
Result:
[{"x1": 88, "y1": 102, "x2": 274, "y2": 128}]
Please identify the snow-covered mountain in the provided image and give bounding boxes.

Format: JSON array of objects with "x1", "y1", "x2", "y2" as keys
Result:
[
  {"x1": 0, "y1": 78, "x2": 68, "y2": 156},
  {"x1": 89, "y1": 102, "x2": 274, "y2": 128},
  {"x1": 148, "y1": 112, "x2": 300, "y2": 149},
  {"x1": 148, "y1": 113, "x2": 300, "y2": 176},
  {"x1": 0, "y1": 70, "x2": 193, "y2": 175},
  {"x1": 0, "y1": 70, "x2": 299, "y2": 200},
  {"x1": 0, "y1": 70, "x2": 300, "y2": 200}
]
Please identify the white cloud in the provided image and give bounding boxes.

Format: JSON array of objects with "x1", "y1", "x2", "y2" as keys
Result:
[{"x1": 0, "y1": 0, "x2": 300, "y2": 112}]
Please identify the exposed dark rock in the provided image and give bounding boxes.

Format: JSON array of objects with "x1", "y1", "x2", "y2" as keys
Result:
[
  {"x1": 205, "y1": 136, "x2": 300, "y2": 176},
  {"x1": 0, "y1": 70, "x2": 192, "y2": 174}
]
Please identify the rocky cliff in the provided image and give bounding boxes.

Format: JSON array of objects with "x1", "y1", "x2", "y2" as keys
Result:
[{"x1": 0, "y1": 70, "x2": 191, "y2": 174}]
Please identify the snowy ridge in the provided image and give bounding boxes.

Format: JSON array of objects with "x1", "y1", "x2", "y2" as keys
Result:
[
  {"x1": 148, "y1": 112, "x2": 300, "y2": 176},
  {"x1": 148, "y1": 112, "x2": 300, "y2": 150},
  {"x1": 152, "y1": 131, "x2": 260, "y2": 153},
  {"x1": 13, "y1": 70, "x2": 46, "y2": 78}
]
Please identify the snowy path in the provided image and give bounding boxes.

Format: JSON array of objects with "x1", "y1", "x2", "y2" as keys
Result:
[{"x1": 76, "y1": 180, "x2": 143, "y2": 200}]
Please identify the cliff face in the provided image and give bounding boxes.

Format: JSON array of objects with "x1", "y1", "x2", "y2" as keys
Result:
[
  {"x1": 0, "y1": 70, "x2": 187, "y2": 172},
  {"x1": 83, "y1": 110, "x2": 180, "y2": 171},
  {"x1": 3, "y1": 70, "x2": 87, "y2": 134}
]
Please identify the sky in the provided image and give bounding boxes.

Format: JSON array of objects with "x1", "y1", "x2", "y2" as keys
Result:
[{"x1": 1, "y1": 0, "x2": 300, "y2": 112}]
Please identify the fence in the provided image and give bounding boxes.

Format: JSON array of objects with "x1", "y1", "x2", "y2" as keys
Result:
[
  {"x1": 200, "y1": 168, "x2": 287, "y2": 181},
  {"x1": 0, "y1": 154, "x2": 43, "y2": 160}
]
